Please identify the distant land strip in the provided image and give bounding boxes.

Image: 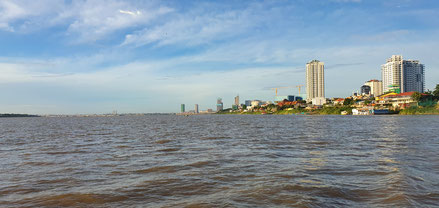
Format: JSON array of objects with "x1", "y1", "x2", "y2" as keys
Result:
[{"x1": 0, "y1": 114, "x2": 40, "y2": 118}]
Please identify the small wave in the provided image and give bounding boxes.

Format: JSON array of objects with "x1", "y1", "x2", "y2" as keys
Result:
[
  {"x1": 158, "y1": 148, "x2": 180, "y2": 152},
  {"x1": 20, "y1": 193, "x2": 128, "y2": 207},
  {"x1": 115, "y1": 145, "x2": 130, "y2": 149},
  {"x1": 155, "y1": 139, "x2": 172, "y2": 144},
  {"x1": 187, "y1": 160, "x2": 216, "y2": 168},
  {"x1": 380, "y1": 193, "x2": 411, "y2": 206},
  {"x1": 21, "y1": 161, "x2": 56, "y2": 166},
  {"x1": 200, "y1": 136, "x2": 231, "y2": 140},
  {"x1": 45, "y1": 151, "x2": 88, "y2": 155},
  {"x1": 133, "y1": 165, "x2": 181, "y2": 174},
  {"x1": 0, "y1": 186, "x2": 43, "y2": 195}
]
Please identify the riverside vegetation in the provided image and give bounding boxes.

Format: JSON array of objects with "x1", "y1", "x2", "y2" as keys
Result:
[
  {"x1": 218, "y1": 104, "x2": 439, "y2": 115},
  {"x1": 218, "y1": 84, "x2": 439, "y2": 115}
]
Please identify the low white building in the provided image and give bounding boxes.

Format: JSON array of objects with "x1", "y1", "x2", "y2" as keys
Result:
[
  {"x1": 312, "y1": 97, "x2": 326, "y2": 106},
  {"x1": 251, "y1": 100, "x2": 261, "y2": 107}
]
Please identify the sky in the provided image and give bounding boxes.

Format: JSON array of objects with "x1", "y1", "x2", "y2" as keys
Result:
[{"x1": 0, "y1": 0, "x2": 438, "y2": 114}]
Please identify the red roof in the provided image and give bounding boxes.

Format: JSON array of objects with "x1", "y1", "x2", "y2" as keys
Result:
[{"x1": 392, "y1": 91, "x2": 426, "y2": 97}]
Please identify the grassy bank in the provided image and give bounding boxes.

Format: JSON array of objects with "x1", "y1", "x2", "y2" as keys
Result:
[
  {"x1": 218, "y1": 106, "x2": 354, "y2": 115},
  {"x1": 217, "y1": 111, "x2": 262, "y2": 115},
  {"x1": 218, "y1": 105, "x2": 439, "y2": 115},
  {"x1": 399, "y1": 106, "x2": 439, "y2": 115}
]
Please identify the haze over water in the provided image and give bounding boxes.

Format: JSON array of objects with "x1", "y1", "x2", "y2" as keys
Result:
[{"x1": 1, "y1": 115, "x2": 439, "y2": 207}]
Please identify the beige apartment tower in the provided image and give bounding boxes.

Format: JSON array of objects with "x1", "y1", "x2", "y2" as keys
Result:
[
  {"x1": 234, "y1": 95, "x2": 239, "y2": 106},
  {"x1": 364, "y1": 80, "x2": 383, "y2": 96},
  {"x1": 306, "y1": 60, "x2": 325, "y2": 103}
]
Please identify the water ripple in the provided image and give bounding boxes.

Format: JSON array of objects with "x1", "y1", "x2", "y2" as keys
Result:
[{"x1": 0, "y1": 115, "x2": 438, "y2": 207}]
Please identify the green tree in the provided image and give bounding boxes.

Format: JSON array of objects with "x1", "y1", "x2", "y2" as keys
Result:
[
  {"x1": 433, "y1": 84, "x2": 439, "y2": 97},
  {"x1": 424, "y1": 90, "x2": 433, "y2": 96},
  {"x1": 343, "y1": 98, "x2": 354, "y2": 106},
  {"x1": 411, "y1": 92, "x2": 422, "y2": 102}
]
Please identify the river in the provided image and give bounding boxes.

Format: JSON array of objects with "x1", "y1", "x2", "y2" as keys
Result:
[{"x1": 1, "y1": 115, "x2": 438, "y2": 207}]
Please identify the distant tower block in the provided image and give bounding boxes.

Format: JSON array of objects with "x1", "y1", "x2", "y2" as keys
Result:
[
  {"x1": 306, "y1": 60, "x2": 325, "y2": 103},
  {"x1": 234, "y1": 95, "x2": 239, "y2": 106},
  {"x1": 195, "y1": 104, "x2": 199, "y2": 114},
  {"x1": 216, "y1": 98, "x2": 223, "y2": 112},
  {"x1": 181, "y1": 104, "x2": 185, "y2": 113}
]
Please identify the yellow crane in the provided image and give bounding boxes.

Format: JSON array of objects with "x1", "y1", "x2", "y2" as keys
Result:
[
  {"x1": 271, "y1": 86, "x2": 294, "y2": 96},
  {"x1": 271, "y1": 85, "x2": 305, "y2": 97},
  {"x1": 296, "y1": 85, "x2": 304, "y2": 97}
]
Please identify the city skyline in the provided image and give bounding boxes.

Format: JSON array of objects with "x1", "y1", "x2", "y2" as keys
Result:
[{"x1": 0, "y1": 0, "x2": 438, "y2": 114}]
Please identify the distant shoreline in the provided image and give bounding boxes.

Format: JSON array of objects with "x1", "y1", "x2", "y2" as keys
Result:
[{"x1": 0, "y1": 114, "x2": 40, "y2": 118}]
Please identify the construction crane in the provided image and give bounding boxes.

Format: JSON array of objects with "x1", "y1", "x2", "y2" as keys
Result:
[
  {"x1": 271, "y1": 86, "x2": 294, "y2": 96},
  {"x1": 296, "y1": 85, "x2": 304, "y2": 97}
]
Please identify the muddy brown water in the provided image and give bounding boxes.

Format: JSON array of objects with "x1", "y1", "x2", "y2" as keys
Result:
[{"x1": 1, "y1": 115, "x2": 438, "y2": 207}]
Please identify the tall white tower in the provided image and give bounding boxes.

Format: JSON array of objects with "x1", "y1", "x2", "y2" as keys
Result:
[
  {"x1": 306, "y1": 60, "x2": 325, "y2": 103},
  {"x1": 382, "y1": 55, "x2": 403, "y2": 93},
  {"x1": 381, "y1": 55, "x2": 425, "y2": 93}
]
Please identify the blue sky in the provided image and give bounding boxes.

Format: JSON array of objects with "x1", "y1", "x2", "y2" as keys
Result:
[{"x1": 0, "y1": 0, "x2": 438, "y2": 114}]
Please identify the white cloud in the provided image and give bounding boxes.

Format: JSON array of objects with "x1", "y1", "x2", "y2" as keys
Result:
[
  {"x1": 0, "y1": 0, "x2": 49, "y2": 31},
  {"x1": 64, "y1": 1, "x2": 173, "y2": 43},
  {"x1": 0, "y1": 0, "x2": 173, "y2": 42},
  {"x1": 119, "y1": 10, "x2": 141, "y2": 16},
  {"x1": 122, "y1": 4, "x2": 262, "y2": 47}
]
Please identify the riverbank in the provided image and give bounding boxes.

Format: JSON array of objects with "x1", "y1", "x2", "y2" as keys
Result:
[
  {"x1": 399, "y1": 106, "x2": 439, "y2": 115},
  {"x1": 0, "y1": 114, "x2": 40, "y2": 118},
  {"x1": 217, "y1": 105, "x2": 439, "y2": 115},
  {"x1": 218, "y1": 107, "x2": 354, "y2": 115}
]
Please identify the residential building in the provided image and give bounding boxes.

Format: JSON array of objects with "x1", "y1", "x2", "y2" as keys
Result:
[
  {"x1": 382, "y1": 55, "x2": 402, "y2": 93},
  {"x1": 181, "y1": 104, "x2": 185, "y2": 113},
  {"x1": 234, "y1": 95, "x2": 239, "y2": 106},
  {"x1": 377, "y1": 91, "x2": 426, "y2": 109},
  {"x1": 274, "y1": 95, "x2": 295, "y2": 103},
  {"x1": 361, "y1": 85, "x2": 371, "y2": 95},
  {"x1": 251, "y1": 100, "x2": 262, "y2": 107},
  {"x1": 194, "y1": 104, "x2": 199, "y2": 114},
  {"x1": 403, "y1": 60, "x2": 425, "y2": 93},
  {"x1": 381, "y1": 55, "x2": 425, "y2": 93},
  {"x1": 245, "y1": 100, "x2": 252, "y2": 107},
  {"x1": 216, "y1": 98, "x2": 223, "y2": 112},
  {"x1": 364, "y1": 80, "x2": 383, "y2": 96},
  {"x1": 311, "y1": 97, "x2": 326, "y2": 106},
  {"x1": 306, "y1": 60, "x2": 325, "y2": 103}
]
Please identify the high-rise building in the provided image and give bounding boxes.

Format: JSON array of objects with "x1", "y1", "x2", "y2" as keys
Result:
[
  {"x1": 194, "y1": 104, "x2": 199, "y2": 114},
  {"x1": 216, "y1": 98, "x2": 223, "y2": 112},
  {"x1": 306, "y1": 60, "x2": 325, "y2": 103},
  {"x1": 381, "y1": 55, "x2": 424, "y2": 93},
  {"x1": 234, "y1": 95, "x2": 239, "y2": 106},
  {"x1": 364, "y1": 80, "x2": 383, "y2": 96},
  {"x1": 361, "y1": 85, "x2": 371, "y2": 95},
  {"x1": 403, "y1": 60, "x2": 425, "y2": 93},
  {"x1": 181, "y1": 104, "x2": 185, "y2": 113}
]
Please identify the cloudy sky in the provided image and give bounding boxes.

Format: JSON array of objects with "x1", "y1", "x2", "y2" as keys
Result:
[{"x1": 0, "y1": 0, "x2": 438, "y2": 114}]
